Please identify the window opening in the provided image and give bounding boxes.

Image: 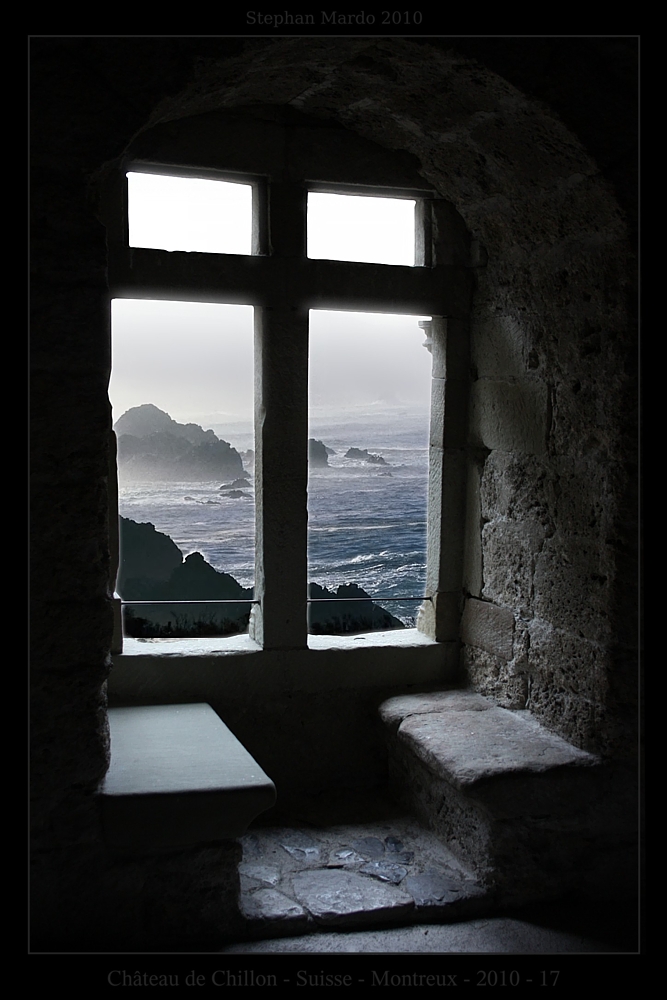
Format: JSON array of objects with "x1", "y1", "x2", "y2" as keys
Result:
[
  {"x1": 307, "y1": 192, "x2": 415, "y2": 266},
  {"x1": 127, "y1": 171, "x2": 253, "y2": 255},
  {"x1": 110, "y1": 298, "x2": 255, "y2": 639},
  {"x1": 108, "y1": 135, "x2": 462, "y2": 652},
  {"x1": 307, "y1": 309, "x2": 432, "y2": 634}
]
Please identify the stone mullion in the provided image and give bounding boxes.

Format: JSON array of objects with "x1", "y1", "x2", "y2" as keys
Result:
[
  {"x1": 250, "y1": 182, "x2": 309, "y2": 649},
  {"x1": 418, "y1": 317, "x2": 470, "y2": 642}
]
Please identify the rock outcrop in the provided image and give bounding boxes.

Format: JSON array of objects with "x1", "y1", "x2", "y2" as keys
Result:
[
  {"x1": 115, "y1": 404, "x2": 244, "y2": 482},
  {"x1": 308, "y1": 438, "x2": 329, "y2": 467},
  {"x1": 345, "y1": 447, "x2": 388, "y2": 466},
  {"x1": 307, "y1": 582, "x2": 405, "y2": 634},
  {"x1": 117, "y1": 517, "x2": 252, "y2": 637}
]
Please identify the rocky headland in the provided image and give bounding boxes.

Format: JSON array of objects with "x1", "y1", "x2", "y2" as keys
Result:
[{"x1": 114, "y1": 403, "x2": 245, "y2": 482}]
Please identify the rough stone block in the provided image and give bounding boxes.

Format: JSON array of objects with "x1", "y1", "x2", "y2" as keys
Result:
[
  {"x1": 482, "y1": 520, "x2": 546, "y2": 611},
  {"x1": 533, "y1": 535, "x2": 612, "y2": 644},
  {"x1": 461, "y1": 645, "x2": 528, "y2": 710},
  {"x1": 101, "y1": 704, "x2": 277, "y2": 850},
  {"x1": 480, "y1": 451, "x2": 553, "y2": 528},
  {"x1": 470, "y1": 377, "x2": 548, "y2": 454},
  {"x1": 473, "y1": 315, "x2": 528, "y2": 378},
  {"x1": 526, "y1": 620, "x2": 613, "y2": 752},
  {"x1": 460, "y1": 597, "x2": 514, "y2": 660},
  {"x1": 380, "y1": 689, "x2": 612, "y2": 903}
]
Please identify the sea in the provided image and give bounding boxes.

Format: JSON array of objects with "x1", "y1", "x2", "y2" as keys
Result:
[{"x1": 118, "y1": 410, "x2": 429, "y2": 627}]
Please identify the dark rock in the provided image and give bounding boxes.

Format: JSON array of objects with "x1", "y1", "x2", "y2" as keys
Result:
[
  {"x1": 308, "y1": 438, "x2": 329, "y2": 467},
  {"x1": 308, "y1": 582, "x2": 405, "y2": 635},
  {"x1": 117, "y1": 516, "x2": 182, "y2": 591},
  {"x1": 219, "y1": 478, "x2": 252, "y2": 489},
  {"x1": 345, "y1": 447, "x2": 388, "y2": 465},
  {"x1": 118, "y1": 518, "x2": 252, "y2": 637},
  {"x1": 115, "y1": 404, "x2": 244, "y2": 481}
]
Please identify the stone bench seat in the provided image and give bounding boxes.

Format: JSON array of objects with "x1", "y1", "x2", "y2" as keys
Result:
[
  {"x1": 101, "y1": 703, "x2": 276, "y2": 852},
  {"x1": 378, "y1": 690, "x2": 615, "y2": 904}
]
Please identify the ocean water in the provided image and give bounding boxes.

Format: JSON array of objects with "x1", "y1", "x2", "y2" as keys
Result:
[{"x1": 118, "y1": 412, "x2": 429, "y2": 626}]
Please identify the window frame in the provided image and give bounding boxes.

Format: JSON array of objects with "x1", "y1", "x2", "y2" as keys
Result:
[{"x1": 102, "y1": 109, "x2": 473, "y2": 656}]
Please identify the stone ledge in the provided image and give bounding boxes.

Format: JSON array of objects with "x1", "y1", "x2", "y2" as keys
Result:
[
  {"x1": 101, "y1": 703, "x2": 276, "y2": 851},
  {"x1": 379, "y1": 689, "x2": 597, "y2": 789},
  {"x1": 378, "y1": 689, "x2": 607, "y2": 903}
]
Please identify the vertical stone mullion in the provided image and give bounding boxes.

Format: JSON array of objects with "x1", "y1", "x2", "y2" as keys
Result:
[
  {"x1": 418, "y1": 316, "x2": 470, "y2": 642},
  {"x1": 251, "y1": 305, "x2": 309, "y2": 649},
  {"x1": 250, "y1": 181, "x2": 309, "y2": 649}
]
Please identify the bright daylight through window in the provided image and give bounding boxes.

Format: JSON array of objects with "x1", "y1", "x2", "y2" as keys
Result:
[{"x1": 111, "y1": 173, "x2": 432, "y2": 639}]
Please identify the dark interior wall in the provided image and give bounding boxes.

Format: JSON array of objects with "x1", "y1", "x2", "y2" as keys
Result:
[{"x1": 30, "y1": 36, "x2": 638, "y2": 946}]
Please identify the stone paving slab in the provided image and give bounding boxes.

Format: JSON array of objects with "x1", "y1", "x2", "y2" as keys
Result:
[
  {"x1": 291, "y1": 869, "x2": 414, "y2": 926},
  {"x1": 239, "y1": 814, "x2": 487, "y2": 936},
  {"x1": 239, "y1": 888, "x2": 311, "y2": 936}
]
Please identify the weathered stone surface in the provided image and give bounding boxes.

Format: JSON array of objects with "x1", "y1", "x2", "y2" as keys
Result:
[
  {"x1": 238, "y1": 863, "x2": 281, "y2": 888},
  {"x1": 241, "y1": 888, "x2": 310, "y2": 927},
  {"x1": 405, "y1": 870, "x2": 471, "y2": 906},
  {"x1": 379, "y1": 689, "x2": 489, "y2": 733},
  {"x1": 352, "y1": 836, "x2": 385, "y2": 858},
  {"x1": 291, "y1": 869, "x2": 414, "y2": 926},
  {"x1": 480, "y1": 451, "x2": 554, "y2": 528},
  {"x1": 462, "y1": 644, "x2": 529, "y2": 710},
  {"x1": 462, "y1": 457, "x2": 483, "y2": 597},
  {"x1": 396, "y1": 701, "x2": 597, "y2": 789},
  {"x1": 328, "y1": 849, "x2": 366, "y2": 867},
  {"x1": 279, "y1": 831, "x2": 322, "y2": 863},
  {"x1": 526, "y1": 621, "x2": 615, "y2": 753},
  {"x1": 415, "y1": 590, "x2": 461, "y2": 642},
  {"x1": 461, "y1": 597, "x2": 514, "y2": 660},
  {"x1": 470, "y1": 378, "x2": 549, "y2": 454},
  {"x1": 482, "y1": 520, "x2": 546, "y2": 611},
  {"x1": 534, "y1": 535, "x2": 613, "y2": 644},
  {"x1": 473, "y1": 314, "x2": 531, "y2": 379}
]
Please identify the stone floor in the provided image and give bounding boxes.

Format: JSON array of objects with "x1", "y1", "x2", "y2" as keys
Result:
[
  {"x1": 221, "y1": 803, "x2": 638, "y2": 954},
  {"x1": 237, "y1": 814, "x2": 486, "y2": 940}
]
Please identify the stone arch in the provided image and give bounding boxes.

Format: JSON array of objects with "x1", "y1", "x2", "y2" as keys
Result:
[{"x1": 115, "y1": 37, "x2": 633, "y2": 755}]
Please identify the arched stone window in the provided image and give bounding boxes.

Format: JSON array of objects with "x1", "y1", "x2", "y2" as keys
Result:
[{"x1": 101, "y1": 105, "x2": 474, "y2": 656}]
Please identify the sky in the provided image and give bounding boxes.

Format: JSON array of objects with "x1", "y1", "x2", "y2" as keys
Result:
[{"x1": 109, "y1": 173, "x2": 432, "y2": 431}]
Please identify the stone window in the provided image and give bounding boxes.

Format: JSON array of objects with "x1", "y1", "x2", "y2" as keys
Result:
[{"x1": 102, "y1": 107, "x2": 473, "y2": 654}]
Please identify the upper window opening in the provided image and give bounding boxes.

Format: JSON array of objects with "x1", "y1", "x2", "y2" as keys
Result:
[
  {"x1": 127, "y1": 171, "x2": 253, "y2": 255},
  {"x1": 307, "y1": 192, "x2": 415, "y2": 266}
]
